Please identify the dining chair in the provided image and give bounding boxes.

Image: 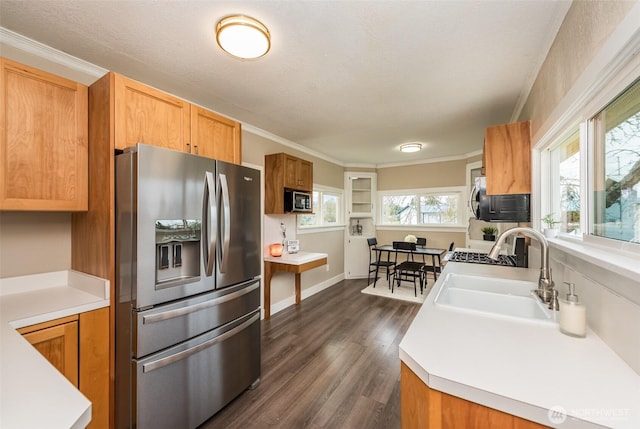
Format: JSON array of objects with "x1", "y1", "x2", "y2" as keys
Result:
[
  {"x1": 367, "y1": 238, "x2": 396, "y2": 287},
  {"x1": 413, "y1": 237, "x2": 427, "y2": 263},
  {"x1": 392, "y1": 241, "x2": 424, "y2": 296}
]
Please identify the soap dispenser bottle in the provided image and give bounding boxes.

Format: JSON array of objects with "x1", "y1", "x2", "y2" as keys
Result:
[{"x1": 559, "y1": 282, "x2": 587, "y2": 338}]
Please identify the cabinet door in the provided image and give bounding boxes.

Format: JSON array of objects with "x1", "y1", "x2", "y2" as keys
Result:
[
  {"x1": 484, "y1": 120, "x2": 531, "y2": 195},
  {"x1": 114, "y1": 74, "x2": 191, "y2": 152},
  {"x1": 0, "y1": 58, "x2": 88, "y2": 211},
  {"x1": 345, "y1": 236, "x2": 371, "y2": 278},
  {"x1": 191, "y1": 105, "x2": 241, "y2": 163},
  {"x1": 283, "y1": 155, "x2": 313, "y2": 191},
  {"x1": 347, "y1": 175, "x2": 375, "y2": 217},
  {"x1": 18, "y1": 315, "x2": 79, "y2": 387},
  {"x1": 298, "y1": 159, "x2": 313, "y2": 191},
  {"x1": 283, "y1": 154, "x2": 300, "y2": 189}
]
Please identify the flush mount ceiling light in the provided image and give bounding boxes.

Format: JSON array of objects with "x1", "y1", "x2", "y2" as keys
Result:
[
  {"x1": 216, "y1": 15, "x2": 271, "y2": 60},
  {"x1": 400, "y1": 143, "x2": 422, "y2": 153}
]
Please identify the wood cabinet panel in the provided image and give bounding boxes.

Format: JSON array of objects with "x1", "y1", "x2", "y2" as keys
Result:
[
  {"x1": 80, "y1": 307, "x2": 110, "y2": 429},
  {"x1": 265, "y1": 153, "x2": 285, "y2": 214},
  {"x1": 191, "y1": 105, "x2": 241, "y2": 163},
  {"x1": 483, "y1": 120, "x2": 531, "y2": 195},
  {"x1": 114, "y1": 73, "x2": 190, "y2": 152},
  {"x1": 73, "y1": 72, "x2": 116, "y2": 429},
  {"x1": 18, "y1": 315, "x2": 79, "y2": 387},
  {"x1": 401, "y1": 363, "x2": 548, "y2": 429},
  {"x1": 0, "y1": 58, "x2": 88, "y2": 211}
]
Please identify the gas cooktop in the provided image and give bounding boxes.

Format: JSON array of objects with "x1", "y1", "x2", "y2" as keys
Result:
[{"x1": 449, "y1": 251, "x2": 516, "y2": 267}]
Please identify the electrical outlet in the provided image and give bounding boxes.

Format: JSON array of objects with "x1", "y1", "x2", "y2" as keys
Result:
[{"x1": 326, "y1": 264, "x2": 330, "y2": 272}]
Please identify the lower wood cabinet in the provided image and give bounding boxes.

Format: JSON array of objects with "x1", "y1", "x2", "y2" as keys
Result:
[
  {"x1": 17, "y1": 307, "x2": 109, "y2": 429},
  {"x1": 401, "y1": 363, "x2": 548, "y2": 429},
  {"x1": 17, "y1": 315, "x2": 79, "y2": 386}
]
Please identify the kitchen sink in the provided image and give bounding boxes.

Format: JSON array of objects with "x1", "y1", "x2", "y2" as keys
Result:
[{"x1": 434, "y1": 273, "x2": 557, "y2": 323}]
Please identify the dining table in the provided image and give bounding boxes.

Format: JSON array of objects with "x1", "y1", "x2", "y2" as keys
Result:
[{"x1": 374, "y1": 243, "x2": 447, "y2": 283}]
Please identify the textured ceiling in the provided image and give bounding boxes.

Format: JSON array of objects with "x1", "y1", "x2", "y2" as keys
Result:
[{"x1": 0, "y1": 0, "x2": 571, "y2": 166}]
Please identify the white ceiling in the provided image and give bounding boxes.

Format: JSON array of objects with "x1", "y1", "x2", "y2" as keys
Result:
[{"x1": 0, "y1": 0, "x2": 572, "y2": 166}]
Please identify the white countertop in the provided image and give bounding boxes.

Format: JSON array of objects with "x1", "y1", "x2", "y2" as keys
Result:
[
  {"x1": 399, "y1": 262, "x2": 640, "y2": 429},
  {"x1": 0, "y1": 270, "x2": 110, "y2": 429},
  {"x1": 264, "y1": 251, "x2": 328, "y2": 265}
]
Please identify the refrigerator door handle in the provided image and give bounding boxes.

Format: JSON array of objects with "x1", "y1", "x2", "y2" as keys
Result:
[
  {"x1": 218, "y1": 173, "x2": 231, "y2": 273},
  {"x1": 142, "y1": 281, "x2": 259, "y2": 324},
  {"x1": 202, "y1": 171, "x2": 217, "y2": 276}
]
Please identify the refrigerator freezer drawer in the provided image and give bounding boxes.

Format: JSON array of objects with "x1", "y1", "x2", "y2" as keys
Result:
[
  {"x1": 134, "y1": 310, "x2": 261, "y2": 429},
  {"x1": 134, "y1": 279, "x2": 260, "y2": 357}
]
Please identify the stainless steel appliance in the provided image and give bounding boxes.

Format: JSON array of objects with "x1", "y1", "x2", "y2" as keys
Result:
[
  {"x1": 470, "y1": 177, "x2": 531, "y2": 222},
  {"x1": 115, "y1": 144, "x2": 261, "y2": 429},
  {"x1": 449, "y1": 251, "x2": 516, "y2": 266},
  {"x1": 284, "y1": 189, "x2": 312, "y2": 212}
]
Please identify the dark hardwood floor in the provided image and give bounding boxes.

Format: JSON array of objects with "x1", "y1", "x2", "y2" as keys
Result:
[{"x1": 200, "y1": 278, "x2": 421, "y2": 429}]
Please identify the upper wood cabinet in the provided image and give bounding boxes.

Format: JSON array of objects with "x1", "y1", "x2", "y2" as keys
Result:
[
  {"x1": 191, "y1": 105, "x2": 241, "y2": 164},
  {"x1": 0, "y1": 58, "x2": 88, "y2": 211},
  {"x1": 283, "y1": 154, "x2": 313, "y2": 191},
  {"x1": 113, "y1": 73, "x2": 242, "y2": 164},
  {"x1": 114, "y1": 73, "x2": 191, "y2": 152},
  {"x1": 264, "y1": 153, "x2": 314, "y2": 214},
  {"x1": 483, "y1": 120, "x2": 531, "y2": 195}
]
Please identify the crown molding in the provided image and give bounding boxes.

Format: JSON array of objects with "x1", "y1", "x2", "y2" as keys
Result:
[
  {"x1": 242, "y1": 123, "x2": 345, "y2": 166},
  {"x1": 0, "y1": 27, "x2": 107, "y2": 78}
]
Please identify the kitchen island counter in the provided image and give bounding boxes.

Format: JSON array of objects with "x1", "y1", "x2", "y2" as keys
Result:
[
  {"x1": 399, "y1": 262, "x2": 640, "y2": 428},
  {"x1": 0, "y1": 270, "x2": 110, "y2": 429}
]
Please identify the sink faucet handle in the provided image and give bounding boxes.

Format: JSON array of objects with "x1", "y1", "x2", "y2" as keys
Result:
[{"x1": 548, "y1": 289, "x2": 560, "y2": 311}]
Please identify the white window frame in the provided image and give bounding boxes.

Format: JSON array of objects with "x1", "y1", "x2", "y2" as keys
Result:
[
  {"x1": 547, "y1": 127, "x2": 582, "y2": 236},
  {"x1": 377, "y1": 186, "x2": 467, "y2": 232},
  {"x1": 297, "y1": 184, "x2": 345, "y2": 234}
]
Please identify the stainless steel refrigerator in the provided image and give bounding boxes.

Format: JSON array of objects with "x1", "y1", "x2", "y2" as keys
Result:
[{"x1": 115, "y1": 143, "x2": 261, "y2": 429}]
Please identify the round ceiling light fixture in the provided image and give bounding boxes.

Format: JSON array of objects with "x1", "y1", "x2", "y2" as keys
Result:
[
  {"x1": 400, "y1": 143, "x2": 423, "y2": 153},
  {"x1": 216, "y1": 15, "x2": 271, "y2": 60}
]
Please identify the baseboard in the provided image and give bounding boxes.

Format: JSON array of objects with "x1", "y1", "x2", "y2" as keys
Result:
[{"x1": 268, "y1": 273, "x2": 345, "y2": 317}]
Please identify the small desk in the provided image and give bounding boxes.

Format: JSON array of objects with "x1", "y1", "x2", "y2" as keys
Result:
[
  {"x1": 263, "y1": 252, "x2": 328, "y2": 319},
  {"x1": 374, "y1": 244, "x2": 447, "y2": 281}
]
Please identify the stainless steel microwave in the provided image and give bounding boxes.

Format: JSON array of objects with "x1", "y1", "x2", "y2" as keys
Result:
[
  {"x1": 471, "y1": 177, "x2": 530, "y2": 222},
  {"x1": 284, "y1": 190, "x2": 312, "y2": 213}
]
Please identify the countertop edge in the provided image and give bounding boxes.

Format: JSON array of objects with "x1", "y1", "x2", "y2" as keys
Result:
[{"x1": 264, "y1": 251, "x2": 329, "y2": 264}]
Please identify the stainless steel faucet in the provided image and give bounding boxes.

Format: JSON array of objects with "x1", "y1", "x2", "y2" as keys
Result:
[{"x1": 487, "y1": 227, "x2": 557, "y2": 308}]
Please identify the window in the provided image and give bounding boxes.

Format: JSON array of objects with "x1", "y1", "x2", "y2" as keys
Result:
[
  {"x1": 379, "y1": 187, "x2": 465, "y2": 226},
  {"x1": 298, "y1": 186, "x2": 343, "y2": 228},
  {"x1": 550, "y1": 130, "x2": 581, "y2": 235},
  {"x1": 592, "y1": 77, "x2": 640, "y2": 243}
]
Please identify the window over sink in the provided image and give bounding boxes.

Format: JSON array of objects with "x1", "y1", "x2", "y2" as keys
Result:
[
  {"x1": 549, "y1": 129, "x2": 581, "y2": 236},
  {"x1": 592, "y1": 77, "x2": 640, "y2": 244}
]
